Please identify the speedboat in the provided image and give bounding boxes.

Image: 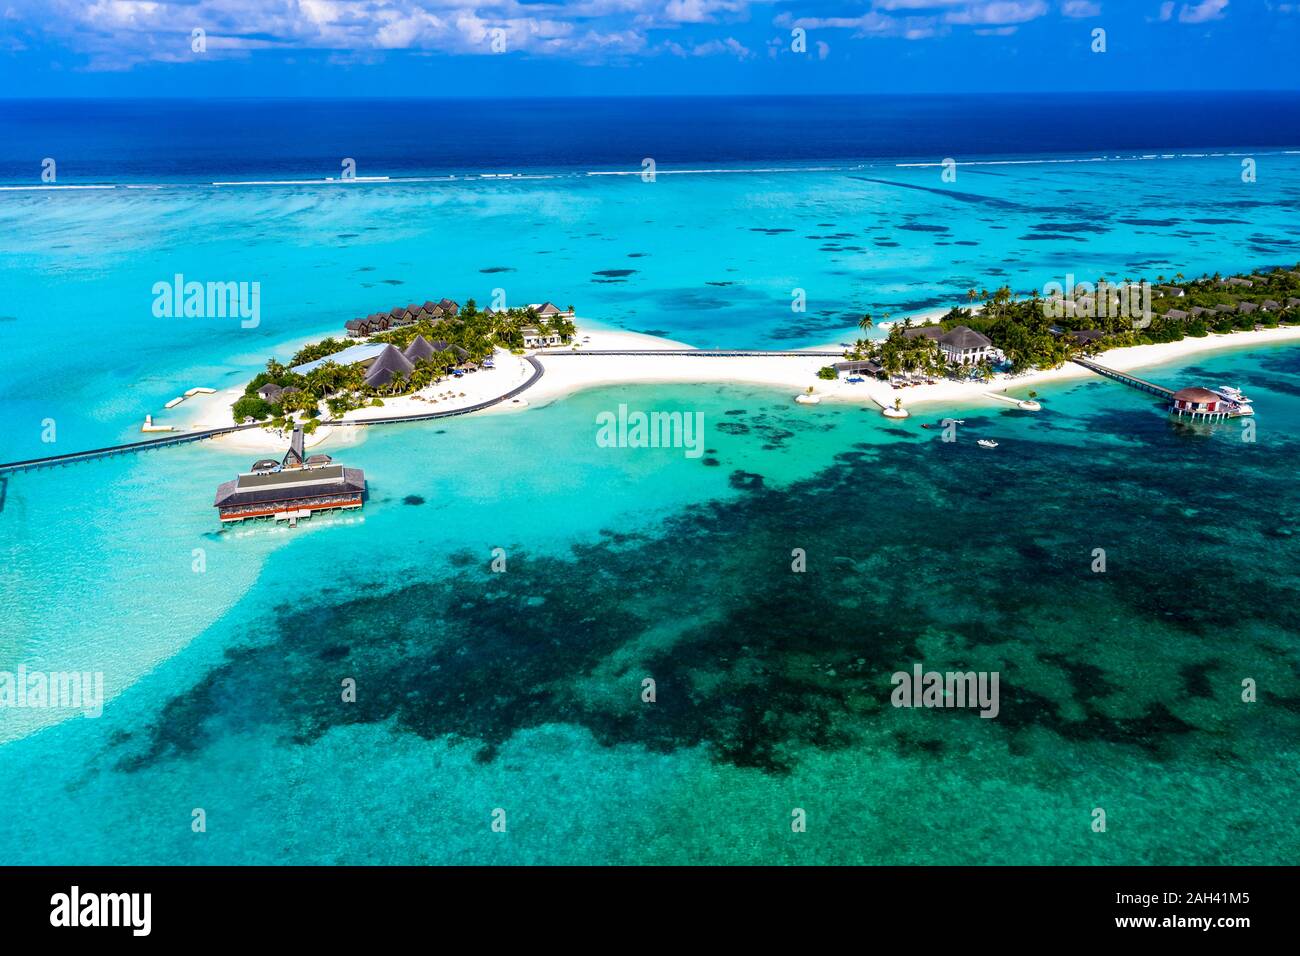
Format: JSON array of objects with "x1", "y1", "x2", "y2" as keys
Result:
[
  {"x1": 1212, "y1": 385, "x2": 1253, "y2": 407},
  {"x1": 977, "y1": 439, "x2": 999, "y2": 448},
  {"x1": 1214, "y1": 385, "x2": 1251, "y2": 403},
  {"x1": 1210, "y1": 385, "x2": 1255, "y2": 415}
]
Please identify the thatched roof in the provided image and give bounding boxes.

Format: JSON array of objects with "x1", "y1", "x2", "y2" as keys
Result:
[
  {"x1": 939, "y1": 325, "x2": 992, "y2": 350},
  {"x1": 404, "y1": 335, "x2": 437, "y2": 364},
  {"x1": 902, "y1": 325, "x2": 943, "y2": 341},
  {"x1": 363, "y1": 344, "x2": 415, "y2": 388}
]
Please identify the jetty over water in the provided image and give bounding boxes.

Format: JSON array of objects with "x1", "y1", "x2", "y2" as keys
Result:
[
  {"x1": 0, "y1": 423, "x2": 261, "y2": 475},
  {"x1": 541, "y1": 348, "x2": 843, "y2": 358},
  {"x1": 1070, "y1": 357, "x2": 1174, "y2": 399},
  {"x1": 0, "y1": 358, "x2": 546, "y2": 475}
]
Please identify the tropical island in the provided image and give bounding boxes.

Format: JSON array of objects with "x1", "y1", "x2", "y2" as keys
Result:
[
  {"x1": 231, "y1": 297, "x2": 577, "y2": 430},
  {"x1": 828, "y1": 265, "x2": 1300, "y2": 384},
  {"x1": 166, "y1": 261, "x2": 1300, "y2": 453}
]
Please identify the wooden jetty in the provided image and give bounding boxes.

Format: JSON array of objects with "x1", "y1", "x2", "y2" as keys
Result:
[
  {"x1": 1070, "y1": 357, "x2": 1174, "y2": 399},
  {"x1": 0, "y1": 357, "x2": 546, "y2": 474},
  {"x1": 0, "y1": 423, "x2": 261, "y2": 475},
  {"x1": 1071, "y1": 357, "x2": 1252, "y2": 419}
]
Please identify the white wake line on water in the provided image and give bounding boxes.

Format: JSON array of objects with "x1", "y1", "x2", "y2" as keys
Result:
[
  {"x1": 2, "y1": 149, "x2": 1297, "y2": 193},
  {"x1": 0, "y1": 184, "x2": 117, "y2": 191},
  {"x1": 211, "y1": 176, "x2": 392, "y2": 186},
  {"x1": 893, "y1": 150, "x2": 1290, "y2": 168}
]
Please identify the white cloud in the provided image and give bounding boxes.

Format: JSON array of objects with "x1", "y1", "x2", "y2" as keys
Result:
[
  {"x1": 1178, "y1": 0, "x2": 1228, "y2": 23},
  {"x1": 944, "y1": 1, "x2": 1049, "y2": 26},
  {"x1": 1060, "y1": 0, "x2": 1101, "y2": 17},
  {"x1": 691, "y1": 35, "x2": 751, "y2": 57},
  {"x1": 7, "y1": 0, "x2": 776, "y2": 68}
]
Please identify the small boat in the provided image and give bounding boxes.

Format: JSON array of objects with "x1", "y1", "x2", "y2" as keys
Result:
[
  {"x1": 1214, "y1": 385, "x2": 1251, "y2": 404},
  {"x1": 977, "y1": 439, "x2": 999, "y2": 448},
  {"x1": 795, "y1": 393, "x2": 821, "y2": 405}
]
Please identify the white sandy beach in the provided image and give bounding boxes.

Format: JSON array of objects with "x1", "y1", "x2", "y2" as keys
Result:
[
  {"x1": 170, "y1": 318, "x2": 1300, "y2": 457},
  {"x1": 521, "y1": 321, "x2": 1300, "y2": 414}
]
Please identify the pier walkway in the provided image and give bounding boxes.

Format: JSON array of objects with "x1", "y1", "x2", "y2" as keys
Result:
[
  {"x1": 0, "y1": 358, "x2": 545, "y2": 475},
  {"x1": 317, "y1": 355, "x2": 543, "y2": 427},
  {"x1": 540, "y1": 348, "x2": 842, "y2": 358},
  {"x1": 0, "y1": 423, "x2": 261, "y2": 475},
  {"x1": 1070, "y1": 357, "x2": 1174, "y2": 399}
]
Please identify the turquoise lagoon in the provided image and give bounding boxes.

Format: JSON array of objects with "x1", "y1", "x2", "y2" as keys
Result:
[{"x1": 1, "y1": 151, "x2": 1299, "y2": 864}]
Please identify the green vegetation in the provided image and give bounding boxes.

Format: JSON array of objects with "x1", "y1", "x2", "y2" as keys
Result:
[
  {"x1": 816, "y1": 366, "x2": 838, "y2": 380},
  {"x1": 233, "y1": 299, "x2": 575, "y2": 423},
  {"x1": 841, "y1": 264, "x2": 1300, "y2": 379},
  {"x1": 289, "y1": 337, "x2": 353, "y2": 367}
]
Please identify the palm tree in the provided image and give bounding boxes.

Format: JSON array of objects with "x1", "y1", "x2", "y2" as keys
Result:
[{"x1": 859, "y1": 312, "x2": 873, "y2": 332}]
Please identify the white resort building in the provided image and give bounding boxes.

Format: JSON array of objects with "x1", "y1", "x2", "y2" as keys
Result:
[
  {"x1": 937, "y1": 326, "x2": 1002, "y2": 366},
  {"x1": 521, "y1": 327, "x2": 564, "y2": 348}
]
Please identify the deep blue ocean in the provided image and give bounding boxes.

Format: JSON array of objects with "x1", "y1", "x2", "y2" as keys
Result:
[{"x1": 3, "y1": 92, "x2": 1300, "y2": 182}]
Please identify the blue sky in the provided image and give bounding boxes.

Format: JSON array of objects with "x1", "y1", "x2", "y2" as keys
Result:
[{"x1": 1, "y1": 1, "x2": 1297, "y2": 97}]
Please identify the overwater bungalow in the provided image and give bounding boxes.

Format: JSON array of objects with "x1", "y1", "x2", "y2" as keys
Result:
[
  {"x1": 214, "y1": 427, "x2": 366, "y2": 525},
  {"x1": 1170, "y1": 386, "x2": 1249, "y2": 421}
]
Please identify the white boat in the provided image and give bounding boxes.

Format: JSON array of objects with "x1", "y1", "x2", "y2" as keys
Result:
[
  {"x1": 1210, "y1": 385, "x2": 1255, "y2": 416},
  {"x1": 1214, "y1": 385, "x2": 1251, "y2": 403},
  {"x1": 795, "y1": 393, "x2": 821, "y2": 405},
  {"x1": 977, "y1": 439, "x2": 999, "y2": 448},
  {"x1": 1212, "y1": 385, "x2": 1253, "y2": 407}
]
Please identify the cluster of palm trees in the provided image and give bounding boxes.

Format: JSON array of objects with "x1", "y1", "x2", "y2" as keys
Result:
[{"x1": 236, "y1": 299, "x2": 579, "y2": 423}]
